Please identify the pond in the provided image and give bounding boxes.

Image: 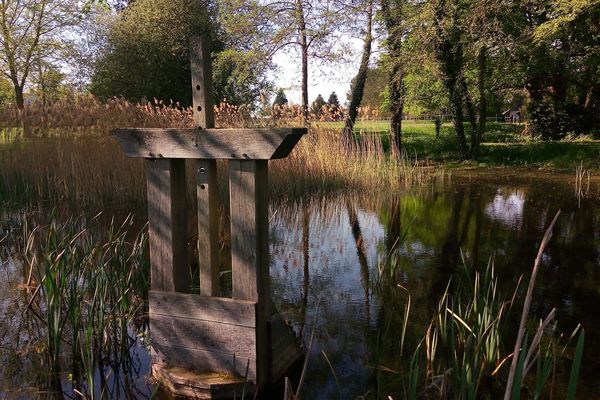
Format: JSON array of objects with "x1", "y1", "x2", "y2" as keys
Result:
[
  {"x1": 270, "y1": 173, "x2": 600, "y2": 398},
  {"x1": 1, "y1": 146, "x2": 599, "y2": 398}
]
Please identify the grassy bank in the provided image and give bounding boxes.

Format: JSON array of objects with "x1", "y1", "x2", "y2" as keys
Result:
[{"x1": 318, "y1": 120, "x2": 600, "y2": 172}]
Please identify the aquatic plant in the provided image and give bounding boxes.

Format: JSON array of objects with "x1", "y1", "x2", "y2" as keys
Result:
[
  {"x1": 374, "y1": 213, "x2": 584, "y2": 399},
  {"x1": 20, "y1": 211, "x2": 149, "y2": 398}
]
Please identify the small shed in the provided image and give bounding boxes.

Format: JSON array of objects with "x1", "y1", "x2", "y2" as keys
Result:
[{"x1": 502, "y1": 109, "x2": 521, "y2": 123}]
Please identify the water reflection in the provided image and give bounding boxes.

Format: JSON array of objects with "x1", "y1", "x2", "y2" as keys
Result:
[
  {"x1": 1, "y1": 174, "x2": 599, "y2": 398},
  {"x1": 485, "y1": 189, "x2": 525, "y2": 229},
  {"x1": 271, "y1": 177, "x2": 600, "y2": 399}
]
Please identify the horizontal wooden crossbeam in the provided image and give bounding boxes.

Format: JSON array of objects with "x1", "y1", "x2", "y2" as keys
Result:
[{"x1": 111, "y1": 127, "x2": 307, "y2": 160}]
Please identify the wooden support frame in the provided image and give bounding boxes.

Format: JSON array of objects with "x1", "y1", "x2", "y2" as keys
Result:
[
  {"x1": 111, "y1": 128, "x2": 307, "y2": 160},
  {"x1": 111, "y1": 34, "x2": 306, "y2": 399},
  {"x1": 146, "y1": 158, "x2": 189, "y2": 292}
]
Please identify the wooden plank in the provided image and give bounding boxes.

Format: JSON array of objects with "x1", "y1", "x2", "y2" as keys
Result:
[
  {"x1": 152, "y1": 365, "x2": 255, "y2": 400},
  {"x1": 111, "y1": 127, "x2": 307, "y2": 160},
  {"x1": 191, "y1": 36, "x2": 221, "y2": 296},
  {"x1": 228, "y1": 160, "x2": 270, "y2": 302},
  {"x1": 151, "y1": 315, "x2": 256, "y2": 359},
  {"x1": 149, "y1": 291, "x2": 256, "y2": 327},
  {"x1": 196, "y1": 160, "x2": 220, "y2": 296},
  {"x1": 190, "y1": 35, "x2": 215, "y2": 129},
  {"x1": 146, "y1": 159, "x2": 189, "y2": 292},
  {"x1": 152, "y1": 342, "x2": 257, "y2": 382},
  {"x1": 229, "y1": 159, "x2": 272, "y2": 386},
  {"x1": 271, "y1": 313, "x2": 303, "y2": 382}
]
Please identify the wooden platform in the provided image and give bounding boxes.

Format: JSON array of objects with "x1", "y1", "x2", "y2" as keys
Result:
[
  {"x1": 150, "y1": 291, "x2": 303, "y2": 399},
  {"x1": 153, "y1": 365, "x2": 255, "y2": 400}
]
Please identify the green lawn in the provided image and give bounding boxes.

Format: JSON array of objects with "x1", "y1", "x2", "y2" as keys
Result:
[{"x1": 315, "y1": 120, "x2": 600, "y2": 171}]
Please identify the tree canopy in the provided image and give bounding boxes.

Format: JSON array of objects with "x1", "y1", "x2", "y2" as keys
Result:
[{"x1": 89, "y1": 0, "x2": 271, "y2": 107}]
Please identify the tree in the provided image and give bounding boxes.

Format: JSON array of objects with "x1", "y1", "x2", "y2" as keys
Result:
[
  {"x1": 218, "y1": 0, "x2": 348, "y2": 121},
  {"x1": 523, "y1": 0, "x2": 600, "y2": 136},
  {"x1": 311, "y1": 93, "x2": 325, "y2": 117},
  {"x1": 402, "y1": 0, "x2": 509, "y2": 159},
  {"x1": 212, "y1": 49, "x2": 274, "y2": 106},
  {"x1": 381, "y1": 0, "x2": 406, "y2": 154},
  {"x1": 0, "y1": 0, "x2": 81, "y2": 108},
  {"x1": 90, "y1": 0, "x2": 215, "y2": 106},
  {"x1": 89, "y1": 0, "x2": 271, "y2": 107},
  {"x1": 344, "y1": 0, "x2": 375, "y2": 141},
  {"x1": 327, "y1": 91, "x2": 340, "y2": 108},
  {"x1": 31, "y1": 62, "x2": 72, "y2": 105},
  {"x1": 273, "y1": 88, "x2": 288, "y2": 107},
  {"x1": 348, "y1": 66, "x2": 388, "y2": 113}
]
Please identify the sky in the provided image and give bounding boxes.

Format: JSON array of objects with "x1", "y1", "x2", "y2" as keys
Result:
[{"x1": 269, "y1": 37, "x2": 370, "y2": 106}]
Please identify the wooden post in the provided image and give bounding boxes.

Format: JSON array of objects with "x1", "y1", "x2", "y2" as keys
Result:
[
  {"x1": 229, "y1": 159, "x2": 272, "y2": 386},
  {"x1": 146, "y1": 158, "x2": 189, "y2": 292},
  {"x1": 191, "y1": 36, "x2": 220, "y2": 296}
]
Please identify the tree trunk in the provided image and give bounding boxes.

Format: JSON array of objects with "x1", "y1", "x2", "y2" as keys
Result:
[
  {"x1": 432, "y1": 0, "x2": 469, "y2": 158},
  {"x1": 462, "y1": 78, "x2": 478, "y2": 157},
  {"x1": 343, "y1": 0, "x2": 373, "y2": 143},
  {"x1": 448, "y1": 80, "x2": 468, "y2": 158},
  {"x1": 381, "y1": 0, "x2": 405, "y2": 156},
  {"x1": 295, "y1": 0, "x2": 309, "y2": 122},
  {"x1": 14, "y1": 82, "x2": 25, "y2": 109},
  {"x1": 475, "y1": 46, "x2": 487, "y2": 160}
]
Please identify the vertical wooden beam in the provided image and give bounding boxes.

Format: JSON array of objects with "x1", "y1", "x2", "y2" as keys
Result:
[
  {"x1": 229, "y1": 159, "x2": 271, "y2": 386},
  {"x1": 191, "y1": 35, "x2": 220, "y2": 296},
  {"x1": 190, "y1": 35, "x2": 214, "y2": 130},
  {"x1": 146, "y1": 159, "x2": 189, "y2": 292}
]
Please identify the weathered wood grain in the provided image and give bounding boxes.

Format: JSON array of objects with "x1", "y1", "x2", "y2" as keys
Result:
[
  {"x1": 149, "y1": 291, "x2": 256, "y2": 326},
  {"x1": 229, "y1": 159, "x2": 272, "y2": 385},
  {"x1": 145, "y1": 159, "x2": 189, "y2": 292},
  {"x1": 197, "y1": 159, "x2": 220, "y2": 296},
  {"x1": 111, "y1": 127, "x2": 307, "y2": 160},
  {"x1": 152, "y1": 365, "x2": 254, "y2": 400},
  {"x1": 151, "y1": 315, "x2": 256, "y2": 360},
  {"x1": 152, "y1": 343, "x2": 257, "y2": 382},
  {"x1": 191, "y1": 36, "x2": 221, "y2": 296},
  {"x1": 190, "y1": 35, "x2": 214, "y2": 129},
  {"x1": 150, "y1": 291, "x2": 260, "y2": 381}
]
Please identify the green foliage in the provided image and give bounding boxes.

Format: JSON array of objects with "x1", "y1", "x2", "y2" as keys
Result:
[
  {"x1": 89, "y1": 0, "x2": 271, "y2": 107},
  {"x1": 375, "y1": 253, "x2": 586, "y2": 399},
  {"x1": 311, "y1": 94, "x2": 326, "y2": 117},
  {"x1": 327, "y1": 91, "x2": 340, "y2": 107},
  {"x1": 0, "y1": 0, "x2": 81, "y2": 108},
  {"x1": 23, "y1": 212, "x2": 149, "y2": 396},
  {"x1": 213, "y1": 49, "x2": 273, "y2": 106},
  {"x1": 273, "y1": 88, "x2": 288, "y2": 107},
  {"x1": 90, "y1": 0, "x2": 214, "y2": 106},
  {"x1": 0, "y1": 77, "x2": 14, "y2": 106},
  {"x1": 347, "y1": 66, "x2": 387, "y2": 111}
]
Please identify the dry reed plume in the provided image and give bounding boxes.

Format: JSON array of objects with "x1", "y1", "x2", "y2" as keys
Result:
[{"x1": 0, "y1": 97, "x2": 442, "y2": 206}]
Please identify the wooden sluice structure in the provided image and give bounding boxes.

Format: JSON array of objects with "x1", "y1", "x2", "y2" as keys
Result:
[{"x1": 112, "y1": 36, "x2": 306, "y2": 399}]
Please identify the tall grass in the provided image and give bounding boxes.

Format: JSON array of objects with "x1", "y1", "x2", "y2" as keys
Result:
[
  {"x1": 574, "y1": 161, "x2": 590, "y2": 207},
  {"x1": 0, "y1": 98, "x2": 444, "y2": 207},
  {"x1": 18, "y1": 211, "x2": 150, "y2": 398},
  {"x1": 374, "y1": 214, "x2": 584, "y2": 399}
]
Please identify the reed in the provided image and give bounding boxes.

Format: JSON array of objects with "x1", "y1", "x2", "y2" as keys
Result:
[
  {"x1": 574, "y1": 161, "x2": 590, "y2": 207},
  {"x1": 374, "y1": 216, "x2": 584, "y2": 399},
  {"x1": 17, "y1": 210, "x2": 149, "y2": 398},
  {"x1": 0, "y1": 99, "x2": 444, "y2": 208}
]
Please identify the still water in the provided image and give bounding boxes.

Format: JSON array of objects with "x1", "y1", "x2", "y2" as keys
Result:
[
  {"x1": 1, "y1": 171, "x2": 599, "y2": 398},
  {"x1": 269, "y1": 173, "x2": 600, "y2": 399}
]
